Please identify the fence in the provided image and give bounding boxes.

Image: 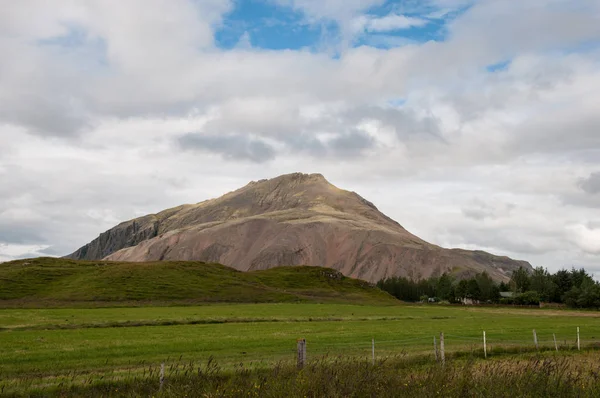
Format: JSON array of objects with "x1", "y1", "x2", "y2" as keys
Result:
[
  {"x1": 292, "y1": 326, "x2": 592, "y2": 368},
  {"x1": 3, "y1": 326, "x2": 598, "y2": 395}
]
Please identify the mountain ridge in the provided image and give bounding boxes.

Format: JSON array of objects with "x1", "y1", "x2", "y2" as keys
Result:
[{"x1": 67, "y1": 173, "x2": 532, "y2": 282}]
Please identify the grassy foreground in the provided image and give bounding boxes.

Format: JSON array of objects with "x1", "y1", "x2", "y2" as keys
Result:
[
  {"x1": 2, "y1": 259, "x2": 600, "y2": 396},
  {"x1": 2, "y1": 303, "x2": 600, "y2": 395},
  {"x1": 4, "y1": 353, "x2": 600, "y2": 397},
  {"x1": 0, "y1": 258, "x2": 393, "y2": 306}
]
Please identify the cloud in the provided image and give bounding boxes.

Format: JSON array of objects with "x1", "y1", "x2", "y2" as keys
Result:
[
  {"x1": 462, "y1": 199, "x2": 515, "y2": 221},
  {"x1": 351, "y1": 14, "x2": 429, "y2": 34},
  {"x1": 0, "y1": 223, "x2": 46, "y2": 245},
  {"x1": 0, "y1": 0, "x2": 599, "y2": 273},
  {"x1": 235, "y1": 31, "x2": 253, "y2": 49},
  {"x1": 449, "y1": 227, "x2": 559, "y2": 255},
  {"x1": 567, "y1": 224, "x2": 600, "y2": 255},
  {"x1": 328, "y1": 130, "x2": 375, "y2": 157},
  {"x1": 0, "y1": 0, "x2": 234, "y2": 137},
  {"x1": 179, "y1": 132, "x2": 277, "y2": 163},
  {"x1": 579, "y1": 172, "x2": 600, "y2": 194}
]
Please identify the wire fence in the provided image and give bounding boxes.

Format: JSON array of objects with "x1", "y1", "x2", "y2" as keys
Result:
[
  {"x1": 182, "y1": 326, "x2": 599, "y2": 367},
  {"x1": 2, "y1": 326, "x2": 599, "y2": 395}
]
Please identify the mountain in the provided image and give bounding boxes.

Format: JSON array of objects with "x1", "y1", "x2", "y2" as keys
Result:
[{"x1": 67, "y1": 173, "x2": 532, "y2": 282}]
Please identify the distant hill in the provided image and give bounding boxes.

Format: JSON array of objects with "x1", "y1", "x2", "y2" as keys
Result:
[
  {"x1": 67, "y1": 172, "x2": 532, "y2": 282},
  {"x1": 0, "y1": 257, "x2": 394, "y2": 307}
]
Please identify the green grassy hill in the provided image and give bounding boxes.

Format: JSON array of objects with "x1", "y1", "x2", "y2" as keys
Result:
[{"x1": 0, "y1": 257, "x2": 394, "y2": 307}]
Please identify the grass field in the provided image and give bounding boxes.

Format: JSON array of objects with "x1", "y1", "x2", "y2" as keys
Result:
[
  {"x1": 0, "y1": 258, "x2": 393, "y2": 307},
  {"x1": 2, "y1": 302, "x2": 600, "y2": 395},
  {"x1": 2, "y1": 259, "x2": 600, "y2": 395}
]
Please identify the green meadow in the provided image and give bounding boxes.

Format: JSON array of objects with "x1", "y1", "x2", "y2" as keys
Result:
[
  {"x1": 1, "y1": 304, "x2": 599, "y2": 379},
  {"x1": 2, "y1": 259, "x2": 600, "y2": 395}
]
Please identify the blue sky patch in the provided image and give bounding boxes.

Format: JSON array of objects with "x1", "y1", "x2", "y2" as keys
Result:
[
  {"x1": 215, "y1": 0, "x2": 334, "y2": 50},
  {"x1": 486, "y1": 60, "x2": 511, "y2": 73},
  {"x1": 215, "y1": 0, "x2": 469, "y2": 52},
  {"x1": 37, "y1": 23, "x2": 89, "y2": 48}
]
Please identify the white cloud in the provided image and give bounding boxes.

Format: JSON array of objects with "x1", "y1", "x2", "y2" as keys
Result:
[
  {"x1": 351, "y1": 14, "x2": 428, "y2": 34},
  {"x1": 0, "y1": 0, "x2": 599, "y2": 274},
  {"x1": 568, "y1": 225, "x2": 600, "y2": 255}
]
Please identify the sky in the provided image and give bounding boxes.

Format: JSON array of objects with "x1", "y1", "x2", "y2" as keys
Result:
[{"x1": 0, "y1": 0, "x2": 599, "y2": 277}]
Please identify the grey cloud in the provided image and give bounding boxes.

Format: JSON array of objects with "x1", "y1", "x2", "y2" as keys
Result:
[
  {"x1": 506, "y1": 109, "x2": 600, "y2": 158},
  {"x1": 175, "y1": 102, "x2": 430, "y2": 161},
  {"x1": 0, "y1": 223, "x2": 46, "y2": 245},
  {"x1": 0, "y1": 161, "x2": 190, "y2": 257},
  {"x1": 328, "y1": 130, "x2": 375, "y2": 157},
  {"x1": 179, "y1": 133, "x2": 276, "y2": 163},
  {"x1": 442, "y1": 1, "x2": 600, "y2": 69},
  {"x1": 178, "y1": 129, "x2": 374, "y2": 161},
  {"x1": 350, "y1": 107, "x2": 443, "y2": 141},
  {"x1": 0, "y1": 97, "x2": 90, "y2": 137},
  {"x1": 449, "y1": 226, "x2": 560, "y2": 256},
  {"x1": 1, "y1": 0, "x2": 599, "y2": 272},
  {"x1": 579, "y1": 172, "x2": 600, "y2": 194},
  {"x1": 285, "y1": 129, "x2": 375, "y2": 158},
  {"x1": 587, "y1": 221, "x2": 600, "y2": 229},
  {"x1": 286, "y1": 134, "x2": 328, "y2": 157},
  {"x1": 462, "y1": 208, "x2": 490, "y2": 221},
  {"x1": 38, "y1": 246, "x2": 67, "y2": 256},
  {"x1": 462, "y1": 200, "x2": 515, "y2": 221}
]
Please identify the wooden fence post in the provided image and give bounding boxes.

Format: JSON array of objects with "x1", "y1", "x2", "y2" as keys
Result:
[
  {"x1": 434, "y1": 336, "x2": 438, "y2": 362},
  {"x1": 372, "y1": 338, "x2": 375, "y2": 365},
  {"x1": 297, "y1": 339, "x2": 306, "y2": 369},
  {"x1": 553, "y1": 334, "x2": 558, "y2": 352},
  {"x1": 440, "y1": 332, "x2": 445, "y2": 366},
  {"x1": 159, "y1": 362, "x2": 165, "y2": 391},
  {"x1": 577, "y1": 327, "x2": 580, "y2": 351},
  {"x1": 483, "y1": 331, "x2": 487, "y2": 359},
  {"x1": 533, "y1": 329, "x2": 539, "y2": 351}
]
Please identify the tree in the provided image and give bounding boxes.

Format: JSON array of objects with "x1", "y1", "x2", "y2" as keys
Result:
[
  {"x1": 476, "y1": 272, "x2": 498, "y2": 302},
  {"x1": 436, "y1": 273, "x2": 454, "y2": 301},
  {"x1": 576, "y1": 280, "x2": 600, "y2": 308},
  {"x1": 510, "y1": 267, "x2": 530, "y2": 293},
  {"x1": 529, "y1": 267, "x2": 556, "y2": 302},
  {"x1": 467, "y1": 279, "x2": 481, "y2": 300},
  {"x1": 551, "y1": 269, "x2": 572, "y2": 303},
  {"x1": 563, "y1": 287, "x2": 581, "y2": 307},
  {"x1": 570, "y1": 268, "x2": 594, "y2": 289},
  {"x1": 456, "y1": 279, "x2": 469, "y2": 301},
  {"x1": 514, "y1": 291, "x2": 540, "y2": 305}
]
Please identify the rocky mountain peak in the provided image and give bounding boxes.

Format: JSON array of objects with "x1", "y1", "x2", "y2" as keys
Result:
[{"x1": 67, "y1": 173, "x2": 532, "y2": 283}]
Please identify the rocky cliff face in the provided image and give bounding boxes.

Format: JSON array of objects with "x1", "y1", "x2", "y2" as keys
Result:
[{"x1": 67, "y1": 173, "x2": 532, "y2": 282}]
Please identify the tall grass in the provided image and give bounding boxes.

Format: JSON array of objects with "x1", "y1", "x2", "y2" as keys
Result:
[{"x1": 5, "y1": 353, "x2": 599, "y2": 397}]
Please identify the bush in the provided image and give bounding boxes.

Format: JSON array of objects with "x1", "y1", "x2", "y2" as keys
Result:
[{"x1": 514, "y1": 291, "x2": 540, "y2": 305}]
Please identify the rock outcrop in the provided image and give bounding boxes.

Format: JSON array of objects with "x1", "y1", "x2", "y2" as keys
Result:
[{"x1": 67, "y1": 173, "x2": 532, "y2": 282}]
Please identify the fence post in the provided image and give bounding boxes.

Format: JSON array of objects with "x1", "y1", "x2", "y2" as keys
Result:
[
  {"x1": 553, "y1": 334, "x2": 558, "y2": 352},
  {"x1": 159, "y1": 362, "x2": 165, "y2": 391},
  {"x1": 483, "y1": 331, "x2": 487, "y2": 359},
  {"x1": 577, "y1": 327, "x2": 580, "y2": 351},
  {"x1": 533, "y1": 329, "x2": 538, "y2": 351},
  {"x1": 297, "y1": 338, "x2": 306, "y2": 369},
  {"x1": 372, "y1": 338, "x2": 375, "y2": 365},
  {"x1": 434, "y1": 336, "x2": 438, "y2": 362},
  {"x1": 440, "y1": 332, "x2": 445, "y2": 366}
]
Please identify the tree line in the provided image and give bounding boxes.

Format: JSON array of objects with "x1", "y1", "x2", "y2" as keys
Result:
[{"x1": 376, "y1": 266, "x2": 600, "y2": 308}]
